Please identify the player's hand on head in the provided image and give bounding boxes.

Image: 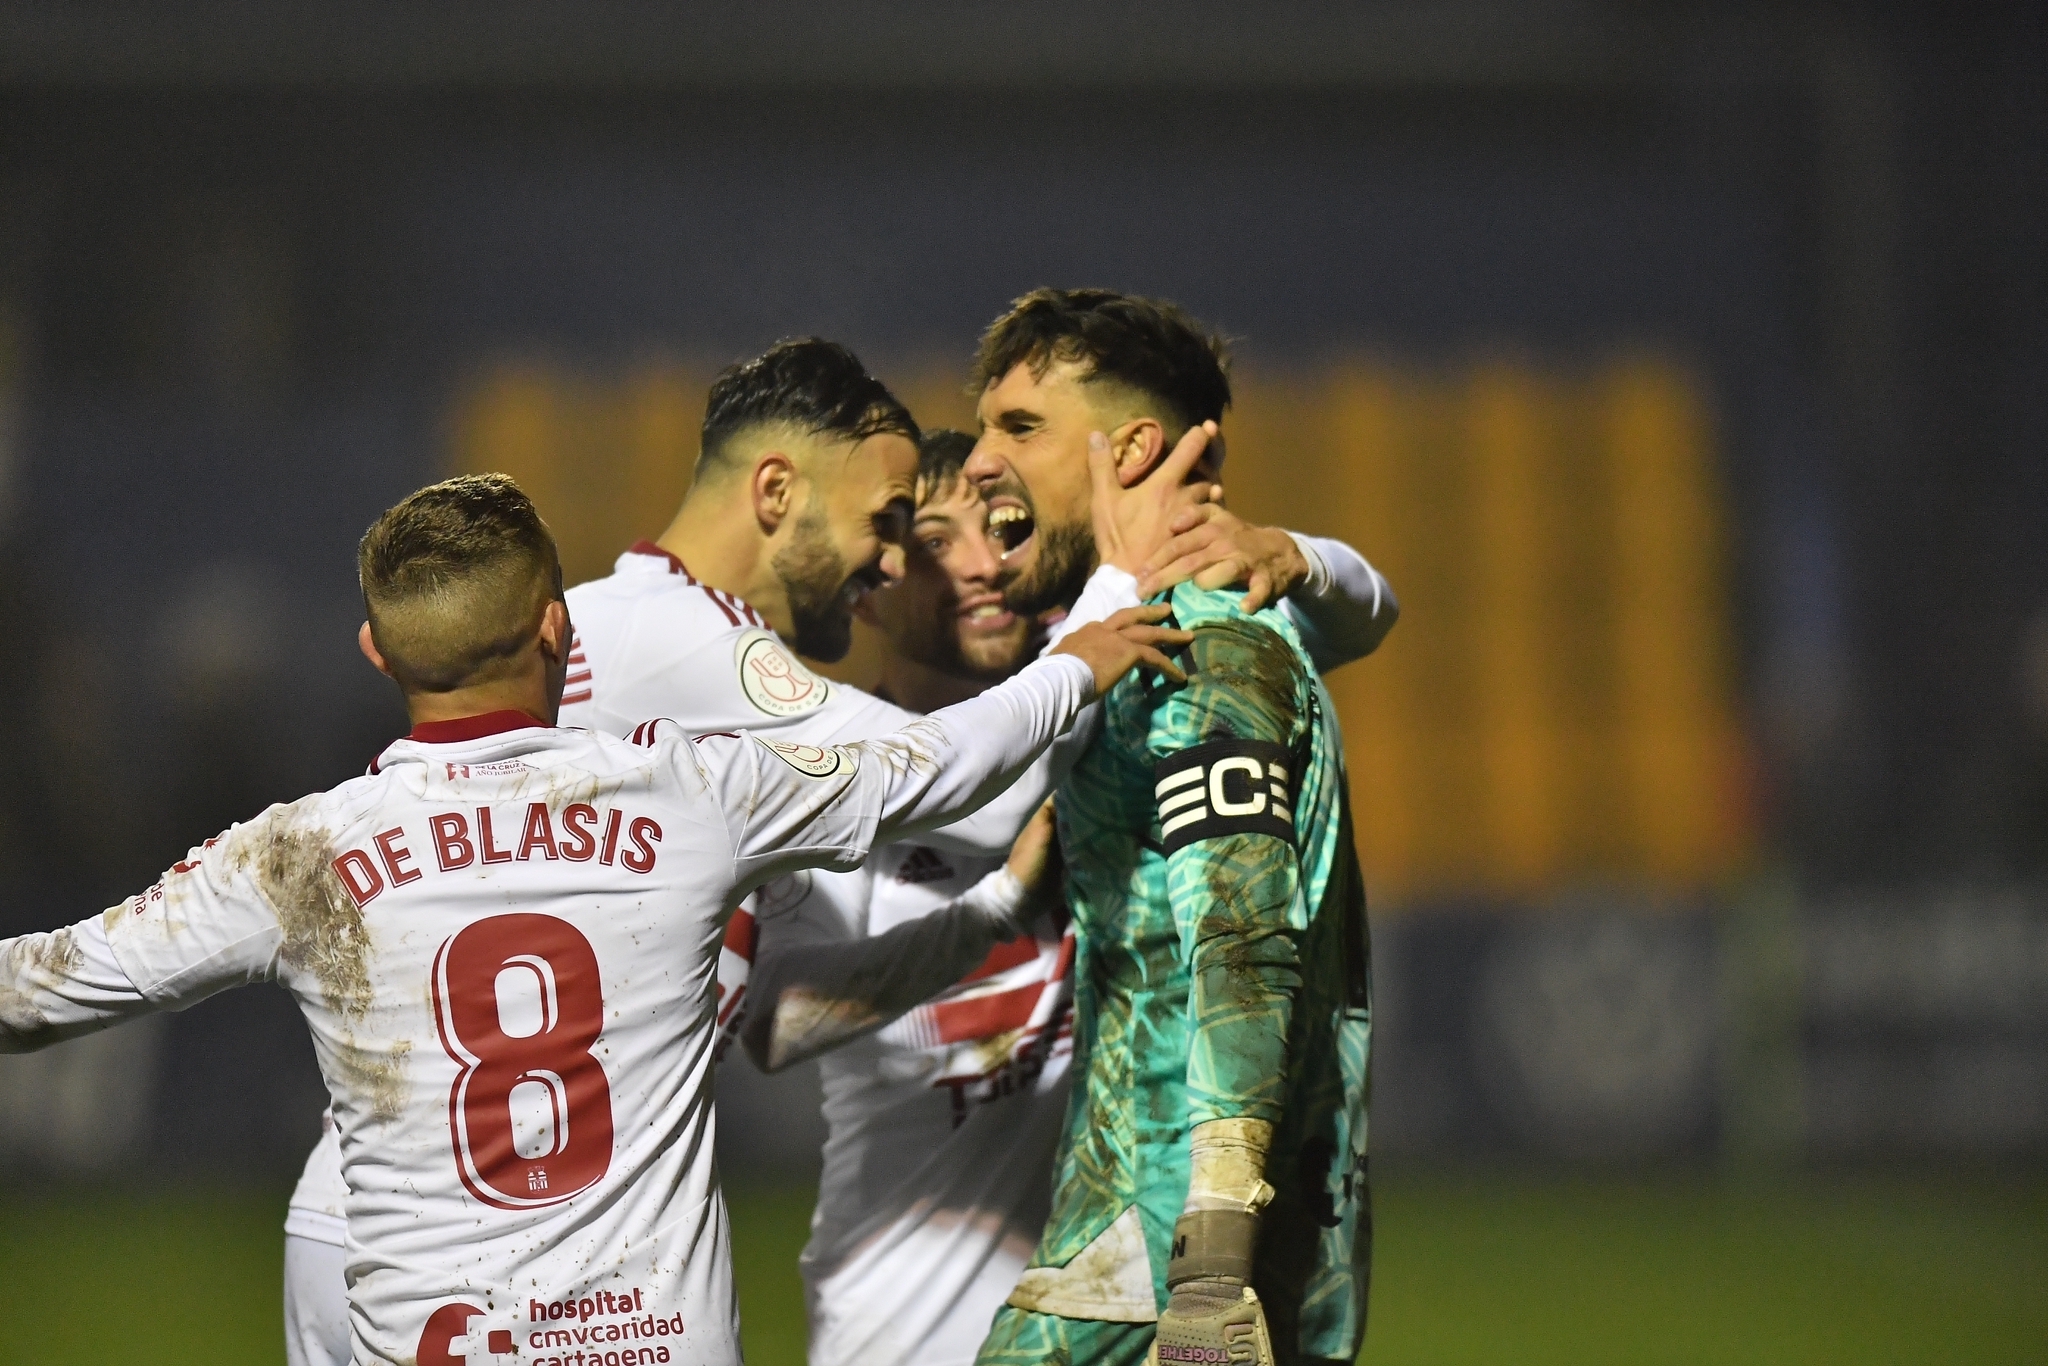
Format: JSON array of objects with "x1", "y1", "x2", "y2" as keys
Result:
[
  {"x1": 1136, "y1": 503, "x2": 1311, "y2": 614},
  {"x1": 1049, "y1": 604, "x2": 1192, "y2": 699},
  {"x1": 1089, "y1": 421, "x2": 1219, "y2": 577}
]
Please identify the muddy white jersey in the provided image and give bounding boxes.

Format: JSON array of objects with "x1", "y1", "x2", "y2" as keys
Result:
[
  {"x1": 794, "y1": 848, "x2": 1074, "y2": 1366},
  {"x1": 283, "y1": 544, "x2": 1108, "y2": 1251},
  {"x1": 1, "y1": 652, "x2": 1091, "y2": 1366}
]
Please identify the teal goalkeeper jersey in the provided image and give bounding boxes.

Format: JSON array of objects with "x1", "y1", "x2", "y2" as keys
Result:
[{"x1": 1019, "y1": 581, "x2": 1373, "y2": 1360}]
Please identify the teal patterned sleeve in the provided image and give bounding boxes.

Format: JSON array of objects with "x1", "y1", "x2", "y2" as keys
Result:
[{"x1": 1147, "y1": 611, "x2": 1312, "y2": 1126}]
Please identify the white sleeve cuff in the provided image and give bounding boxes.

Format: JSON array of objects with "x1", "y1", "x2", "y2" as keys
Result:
[
  {"x1": 957, "y1": 866, "x2": 1030, "y2": 936},
  {"x1": 1287, "y1": 531, "x2": 1335, "y2": 598}
]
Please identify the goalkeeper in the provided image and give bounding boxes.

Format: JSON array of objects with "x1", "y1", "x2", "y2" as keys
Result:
[{"x1": 965, "y1": 290, "x2": 1377, "y2": 1366}]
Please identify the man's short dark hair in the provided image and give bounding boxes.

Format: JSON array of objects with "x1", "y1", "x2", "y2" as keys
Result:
[
  {"x1": 358, "y1": 473, "x2": 564, "y2": 693},
  {"x1": 915, "y1": 428, "x2": 977, "y2": 503},
  {"x1": 971, "y1": 289, "x2": 1232, "y2": 434},
  {"x1": 699, "y1": 337, "x2": 919, "y2": 476}
]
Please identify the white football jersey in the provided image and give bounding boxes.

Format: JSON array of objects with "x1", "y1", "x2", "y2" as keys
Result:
[
  {"x1": 286, "y1": 544, "x2": 1096, "y2": 1248},
  {"x1": 3, "y1": 649, "x2": 1093, "y2": 1366},
  {"x1": 795, "y1": 849, "x2": 1074, "y2": 1366}
]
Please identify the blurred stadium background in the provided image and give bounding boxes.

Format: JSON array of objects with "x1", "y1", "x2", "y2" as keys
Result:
[{"x1": 1, "y1": 2, "x2": 2044, "y2": 1360}]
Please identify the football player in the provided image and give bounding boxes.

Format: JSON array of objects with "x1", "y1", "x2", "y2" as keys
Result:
[
  {"x1": 967, "y1": 291, "x2": 1377, "y2": 1366},
  {"x1": 742, "y1": 427, "x2": 1394, "y2": 1366}
]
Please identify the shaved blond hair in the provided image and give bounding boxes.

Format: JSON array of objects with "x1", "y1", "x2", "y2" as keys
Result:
[{"x1": 357, "y1": 474, "x2": 564, "y2": 693}]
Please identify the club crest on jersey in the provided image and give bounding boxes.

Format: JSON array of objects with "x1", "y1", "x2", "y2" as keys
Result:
[
  {"x1": 761, "y1": 739, "x2": 846, "y2": 778},
  {"x1": 736, "y1": 629, "x2": 828, "y2": 717}
]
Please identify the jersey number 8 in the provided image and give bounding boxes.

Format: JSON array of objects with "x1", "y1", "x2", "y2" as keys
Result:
[{"x1": 432, "y1": 913, "x2": 616, "y2": 1208}]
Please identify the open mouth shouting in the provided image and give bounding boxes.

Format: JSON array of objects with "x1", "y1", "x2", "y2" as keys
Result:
[
  {"x1": 986, "y1": 501, "x2": 1035, "y2": 558},
  {"x1": 976, "y1": 472, "x2": 1087, "y2": 618}
]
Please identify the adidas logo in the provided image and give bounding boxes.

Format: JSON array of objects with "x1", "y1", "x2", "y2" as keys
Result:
[{"x1": 893, "y1": 847, "x2": 956, "y2": 885}]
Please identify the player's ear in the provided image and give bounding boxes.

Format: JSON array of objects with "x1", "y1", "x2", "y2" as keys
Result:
[
  {"x1": 357, "y1": 621, "x2": 395, "y2": 679},
  {"x1": 751, "y1": 451, "x2": 798, "y2": 533},
  {"x1": 536, "y1": 600, "x2": 570, "y2": 663},
  {"x1": 1110, "y1": 418, "x2": 1167, "y2": 488}
]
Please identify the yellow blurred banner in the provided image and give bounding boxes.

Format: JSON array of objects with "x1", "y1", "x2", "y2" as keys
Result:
[
  {"x1": 453, "y1": 354, "x2": 1752, "y2": 905},
  {"x1": 451, "y1": 361, "x2": 706, "y2": 589}
]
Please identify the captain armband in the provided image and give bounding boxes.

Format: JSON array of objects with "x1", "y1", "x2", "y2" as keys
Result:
[{"x1": 1152, "y1": 738, "x2": 1296, "y2": 855}]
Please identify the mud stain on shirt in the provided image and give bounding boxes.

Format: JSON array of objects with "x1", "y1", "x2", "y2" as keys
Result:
[
  {"x1": 762, "y1": 986, "x2": 885, "y2": 1071},
  {"x1": 1200, "y1": 837, "x2": 1296, "y2": 1001},
  {"x1": 892, "y1": 718, "x2": 946, "y2": 778},
  {"x1": 336, "y1": 1034, "x2": 414, "y2": 1123},
  {"x1": 217, "y1": 808, "x2": 417, "y2": 1122},
  {"x1": 1183, "y1": 618, "x2": 1305, "y2": 747},
  {"x1": 858, "y1": 717, "x2": 946, "y2": 788},
  {"x1": 539, "y1": 767, "x2": 606, "y2": 812},
  {"x1": 226, "y1": 804, "x2": 374, "y2": 1023},
  {"x1": 0, "y1": 926, "x2": 83, "y2": 1040}
]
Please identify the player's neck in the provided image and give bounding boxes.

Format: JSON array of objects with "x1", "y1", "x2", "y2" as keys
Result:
[
  {"x1": 875, "y1": 651, "x2": 990, "y2": 715},
  {"x1": 402, "y1": 679, "x2": 556, "y2": 731},
  {"x1": 655, "y1": 497, "x2": 791, "y2": 636}
]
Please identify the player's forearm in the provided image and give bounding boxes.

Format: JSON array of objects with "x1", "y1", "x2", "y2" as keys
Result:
[
  {"x1": 866, "y1": 654, "x2": 1094, "y2": 847},
  {"x1": 1187, "y1": 926, "x2": 1301, "y2": 1124},
  {"x1": 1281, "y1": 533, "x2": 1398, "y2": 672},
  {"x1": 718, "y1": 658, "x2": 1087, "y2": 885},
  {"x1": 919, "y1": 703, "x2": 1100, "y2": 857},
  {"x1": 0, "y1": 913, "x2": 153, "y2": 1053},
  {"x1": 1175, "y1": 836, "x2": 1304, "y2": 1126},
  {"x1": 742, "y1": 868, "x2": 1025, "y2": 1072}
]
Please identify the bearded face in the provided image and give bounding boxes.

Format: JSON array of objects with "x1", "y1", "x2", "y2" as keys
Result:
[
  {"x1": 963, "y1": 359, "x2": 1108, "y2": 621},
  {"x1": 771, "y1": 501, "x2": 859, "y2": 662},
  {"x1": 977, "y1": 471, "x2": 1094, "y2": 620}
]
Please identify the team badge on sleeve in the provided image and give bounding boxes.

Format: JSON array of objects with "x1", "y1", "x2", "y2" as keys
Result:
[
  {"x1": 1153, "y1": 738, "x2": 1296, "y2": 854},
  {"x1": 761, "y1": 738, "x2": 847, "y2": 778},
  {"x1": 736, "y1": 629, "x2": 829, "y2": 716}
]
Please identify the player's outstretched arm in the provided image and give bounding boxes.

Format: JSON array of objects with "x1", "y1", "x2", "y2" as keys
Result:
[
  {"x1": 839, "y1": 595, "x2": 1185, "y2": 860},
  {"x1": 700, "y1": 609, "x2": 1187, "y2": 890},
  {"x1": 1, "y1": 812, "x2": 295, "y2": 1053}
]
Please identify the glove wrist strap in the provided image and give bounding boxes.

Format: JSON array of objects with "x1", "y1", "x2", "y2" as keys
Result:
[{"x1": 1167, "y1": 1208, "x2": 1260, "y2": 1287}]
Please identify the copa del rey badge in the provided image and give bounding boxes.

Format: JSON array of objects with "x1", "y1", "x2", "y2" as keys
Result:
[
  {"x1": 736, "y1": 629, "x2": 829, "y2": 717},
  {"x1": 763, "y1": 740, "x2": 845, "y2": 778}
]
